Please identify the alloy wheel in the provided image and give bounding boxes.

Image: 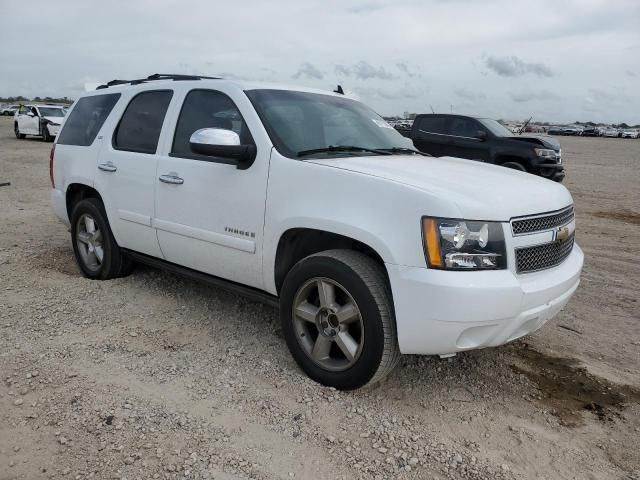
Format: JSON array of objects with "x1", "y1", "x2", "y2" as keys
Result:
[
  {"x1": 292, "y1": 277, "x2": 364, "y2": 371},
  {"x1": 75, "y1": 213, "x2": 104, "y2": 272}
]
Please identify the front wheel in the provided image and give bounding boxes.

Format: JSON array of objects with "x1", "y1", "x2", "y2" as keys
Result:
[
  {"x1": 280, "y1": 250, "x2": 400, "y2": 390},
  {"x1": 501, "y1": 161, "x2": 527, "y2": 172},
  {"x1": 42, "y1": 124, "x2": 52, "y2": 142},
  {"x1": 14, "y1": 123, "x2": 25, "y2": 139},
  {"x1": 70, "y1": 198, "x2": 132, "y2": 280}
]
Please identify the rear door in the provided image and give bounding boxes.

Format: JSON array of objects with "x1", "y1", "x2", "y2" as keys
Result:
[
  {"x1": 446, "y1": 116, "x2": 491, "y2": 161},
  {"x1": 94, "y1": 89, "x2": 173, "y2": 258},
  {"x1": 412, "y1": 115, "x2": 448, "y2": 156}
]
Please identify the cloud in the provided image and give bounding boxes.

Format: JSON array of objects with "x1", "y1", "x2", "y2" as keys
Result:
[
  {"x1": 626, "y1": 70, "x2": 637, "y2": 77},
  {"x1": 292, "y1": 62, "x2": 323, "y2": 80},
  {"x1": 484, "y1": 56, "x2": 553, "y2": 77},
  {"x1": 396, "y1": 63, "x2": 416, "y2": 78},
  {"x1": 509, "y1": 90, "x2": 559, "y2": 102},
  {"x1": 334, "y1": 61, "x2": 393, "y2": 80},
  {"x1": 454, "y1": 87, "x2": 486, "y2": 101}
]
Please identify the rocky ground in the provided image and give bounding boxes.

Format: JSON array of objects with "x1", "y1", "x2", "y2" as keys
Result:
[{"x1": 1, "y1": 117, "x2": 639, "y2": 480}]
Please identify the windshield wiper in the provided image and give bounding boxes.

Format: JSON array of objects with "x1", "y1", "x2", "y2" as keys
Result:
[
  {"x1": 297, "y1": 145, "x2": 392, "y2": 157},
  {"x1": 378, "y1": 147, "x2": 430, "y2": 156}
]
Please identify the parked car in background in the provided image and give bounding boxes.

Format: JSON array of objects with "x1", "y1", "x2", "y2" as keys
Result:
[
  {"x1": 49, "y1": 74, "x2": 582, "y2": 389},
  {"x1": 603, "y1": 128, "x2": 620, "y2": 138},
  {"x1": 621, "y1": 129, "x2": 640, "y2": 139},
  {"x1": 409, "y1": 114, "x2": 565, "y2": 181},
  {"x1": 1, "y1": 104, "x2": 19, "y2": 116},
  {"x1": 562, "y1": 126, "x2": 582, "y2": 136},
  {"x1": 546, "y1": 126, "x2": 564, "y2": 135},
  {"x1": 581, "y1": 126, "x2": 600, "y2": 137},
  {"x1": 14, "y1": 104, "x2": 67, "y2": 141}
]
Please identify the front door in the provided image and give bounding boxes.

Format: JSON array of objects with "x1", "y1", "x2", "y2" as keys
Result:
[
  {"x1": 154, "y1": 88, "x2": 270, "y2": 290},
  {"x1": 94, "y1": 89, "x2": 173, "y2": 258},
  {"x1": 18, "y1": 106, "x2": 40, "y2": 134},
  {"x1": 446, "y1": 117, "x2": 491, "y2": 161}
]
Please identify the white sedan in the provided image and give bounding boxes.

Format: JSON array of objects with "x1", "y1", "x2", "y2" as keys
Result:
[
  {"x1": 14, "y1": 104, "x2": 67, "y2": 142},
  {"x1": 621, "y1": 130, "x2": 639, "y2": 139}
]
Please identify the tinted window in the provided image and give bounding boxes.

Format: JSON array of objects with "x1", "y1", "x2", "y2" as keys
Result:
[
  {"x1": 449, "y1": 117, "x2": 481, "y2": 137},
  {"x1": 57, "y1": 94, "x2": 120, "y2": 146},
  {"x1": 416, "y1": 116, "x2": 446, "y2": 135},
  {"x1": 114, "y1": 90, "x2": 173, "y2": 154},
  {"x1": 172, "y1": 89, "x2": 253, "y2": 157}
]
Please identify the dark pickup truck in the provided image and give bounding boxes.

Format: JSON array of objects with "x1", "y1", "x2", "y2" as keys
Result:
[{"x1": 405, "y1": 114, "x2": 565, "y2": 182}]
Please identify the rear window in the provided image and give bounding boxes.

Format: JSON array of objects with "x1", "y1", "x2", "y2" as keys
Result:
[
  {"x1": 57, "y1": 94, "x2": 120, "y2": 146},
  {"x1": 113, "y1": 90, "x2": 173, "y2": 154},
  {"x1": 415, "y1": 116, "x2": 446, "y2": 135}
]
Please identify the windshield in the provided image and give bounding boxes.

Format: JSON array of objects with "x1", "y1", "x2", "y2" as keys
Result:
[
  {"x1": 39, "y1": 107, "x2": 66, "y2": 117},
  {"x1": 478, "y1": 118, "x2": 514, "y2": 137},
  {"x1": 245, "y1": 89, "x2": 413, "y2": 158}
]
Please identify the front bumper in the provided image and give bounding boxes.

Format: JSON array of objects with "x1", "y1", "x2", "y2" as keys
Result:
[
  {"x1": 47, "y1": 124, "x2": 61, "y2": 136},
  {"x1": 387, "y1": 244, "x2": 583, "y2": 355}
]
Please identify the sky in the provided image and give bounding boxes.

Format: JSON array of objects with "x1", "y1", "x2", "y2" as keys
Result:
[{"x1": 1, "y1": 0, "x2": 639, "y2": 124}]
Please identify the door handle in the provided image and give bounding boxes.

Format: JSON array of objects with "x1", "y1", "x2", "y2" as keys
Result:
[
  {"x1": 159, "y1": 173, "x2": 184, "y2": 185},
  {"x1": 98, "y1": 162, "x2": 117, "y2": 173}
]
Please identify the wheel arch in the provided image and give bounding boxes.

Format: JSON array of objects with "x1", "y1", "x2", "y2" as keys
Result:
[
  {"x1": 495, "y1": 155, "x2": 529, "y2": 171},
  {"x1": 65, "y1": 183, "x2": 103, "y2": 220},
  {"x1": 273, "y1": 227, "x2": 389, "y2": 295}
]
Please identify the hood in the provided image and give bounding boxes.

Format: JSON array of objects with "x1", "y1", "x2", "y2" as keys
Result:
[
  {"x1": 507, "y1": 134, "x2": 560, "y2": 150},
  {"x1": 44, "y1": 115, "x2": 64, "y2": 124},
  {"x1": 307, "y1": 155, "x2": 572, "y2": 221}
]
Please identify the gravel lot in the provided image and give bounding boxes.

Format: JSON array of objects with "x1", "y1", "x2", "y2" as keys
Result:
[{"x1": 1, "y1": 115, "x2": 639, "y2": 480}]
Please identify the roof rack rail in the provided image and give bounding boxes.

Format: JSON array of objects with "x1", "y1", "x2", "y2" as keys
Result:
[{"x1": 96, "y1": 73, "x2": 222, "y2": 90}]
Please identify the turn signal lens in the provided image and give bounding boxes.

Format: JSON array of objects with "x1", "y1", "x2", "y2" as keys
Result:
[{"x1": 422, "y1": 218, "x2": 443, "y2": 267}]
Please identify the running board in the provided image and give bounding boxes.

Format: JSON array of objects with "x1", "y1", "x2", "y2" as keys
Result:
[{"x1": 123, "y1": 250, "x2": 280, "y2": 309}]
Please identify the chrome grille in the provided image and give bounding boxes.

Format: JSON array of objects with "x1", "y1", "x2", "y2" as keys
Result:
[
  {"x1": 511, "y1": 206, "x2": 574, "y2": 235},
  {"x1": 515, "y1": 234, "x2": 575, "y2": 273}
]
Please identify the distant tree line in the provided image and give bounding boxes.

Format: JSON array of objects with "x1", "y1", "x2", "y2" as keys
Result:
[{"x1": 1, "y1": 95, "x2": 73, "y2": 105}]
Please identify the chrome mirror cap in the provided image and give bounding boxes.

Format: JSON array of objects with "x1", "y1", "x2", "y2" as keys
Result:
[{"x1": 189, "y1": 128, "x2": 240, "y2": 147}]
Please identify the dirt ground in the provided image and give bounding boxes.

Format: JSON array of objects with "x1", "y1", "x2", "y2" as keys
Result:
[{"x1": 1, "y1": 115, "x2": 639, "y2": 480}]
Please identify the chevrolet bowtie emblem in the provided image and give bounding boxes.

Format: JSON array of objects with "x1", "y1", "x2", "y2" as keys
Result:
[{"x1": 555, "y1": 226, "x2": 570, "y2": 242}]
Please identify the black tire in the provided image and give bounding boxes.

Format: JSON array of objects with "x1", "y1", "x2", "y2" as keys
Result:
[
  {"x1": 42, "y1": 124, "x2": 52, "y2": 142},
  {"x1": 14, "y1": 123, "x2": 25, "y2": 139},
  {"x1": 280, "y1": 249, "x2": 400, "y2": 390},
  {"x1": 70, "y1": 197, "x2": 132, "y2": 280},
  {"x1": 501, "y1": 161, "x2": 527, "y2": 172}
]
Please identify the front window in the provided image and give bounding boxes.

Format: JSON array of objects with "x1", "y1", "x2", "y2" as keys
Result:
[
  {"x1": 245, "y1": 89, "x2": 413, "y2": 158},
  {"x1": 478, "y1": 118, "x2": 514, "y2": 137},
  {"x1": 38, "y1": 107, "x2": 66, "y2": 117}
]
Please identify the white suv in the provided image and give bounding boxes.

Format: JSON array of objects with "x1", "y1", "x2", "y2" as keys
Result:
[
  {"x1": 50, "y1": 74, "x2": 583, "y2": 389},
  {"x1": 14, "y1": 104, "x2": 67, "y2": 141}
]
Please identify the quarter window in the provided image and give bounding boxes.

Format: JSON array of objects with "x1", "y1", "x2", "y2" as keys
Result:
[
  {"x1": 172, "y1": 89, "x2": 253, "y2": 158},
  {"x1": 57, "y1": 93, "x2": 121, "y2": 146},
  {"x1": 114, "y1": 90, "x2": 173, "y2": 154}
]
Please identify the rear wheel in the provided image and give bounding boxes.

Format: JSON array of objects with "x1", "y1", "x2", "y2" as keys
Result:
[
  {"x1": 14, "y1": 123, "x2": 25, "y2": 139},
  {"x1": 70, "y1": 198, "x2": 132, "y2": 280},
  {"x1": 280, "y1": 249, "x2": 400, "y2": 390}
]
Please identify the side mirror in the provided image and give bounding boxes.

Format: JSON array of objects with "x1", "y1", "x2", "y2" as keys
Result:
[
  {"x1": 27, "y1": 111, "x2": 35, "y2": 117},
  {"x1": 189, "y1": 128, "x2": 256, "y2": 169},
  {"x1": 475, "y1": 130, "x2": 488, "y2": 141}
]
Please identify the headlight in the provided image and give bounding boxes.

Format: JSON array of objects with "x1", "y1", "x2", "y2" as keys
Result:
[
  {"x1": 535, "y1": 148, "x2": 558, "y2": 159},
  {"x1": 422, "y1": 217, "x2": 507, "y2": 270}
]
